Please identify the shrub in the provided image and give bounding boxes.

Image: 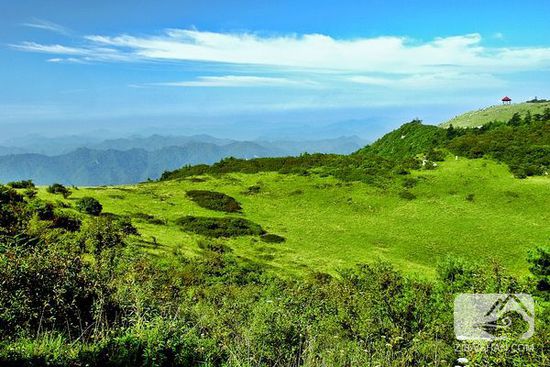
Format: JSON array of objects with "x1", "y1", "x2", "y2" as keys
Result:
[
  {"x1": 243, "y1": 185, "x2": 261, "y2": 195},
  {"x1": 23, "y1": 188, "x2": 37, "y2": 199},
  {"x1": 29, "y1": 200, "x2": 55, "y2": 220},
  {"x1": 133, "y1": 212, "x2": 166, "y2": 225},
  {"x1": 402, "y1": 177, "x2": 418, "y2": 188},
  {"x1": 0, "y1": 185, "x2": 27, "y2": 235},
  {"x1": 176, "y1": 216, "x2": 265, "y2": 237},
  {"x1": 399, "y1": 190, "x2": 416, "y2": 200},
  {"x1": 426, "y1": 148, "x2": 446, "y2": 162},
  {"x1": 7, "y1": 180, "x2": 35, "y2": 189},
  {"x1": 465, "y1": 193, "x2": 475, "y2": 202},
  {"x1": 51, "y1": 213, "x2": 81, "y2": 232},
  {"x1": 81, "y1": 217, "x2": 126, "y2": 257},
  {"x1": 0, "y1": 245, "x2": 99, "y2": 337},
  {"x1": 528, "y1": 246, "x2": 550, "y2": 294},
  {"x1": 76, "y1": 197, "x2": 103, "y2": 216},
  {"x1": 260, "y1": 234, "x2": 286, "y2": 243},
  {"x1": 46, "y1": 183, "x2": 71, "y2": 198},
  {"x1": 118, "y1": 217, "x2": 140, "y2": 236},
  {"x1": 186, "y1": 190, "x2": 242, "y2": 212}
]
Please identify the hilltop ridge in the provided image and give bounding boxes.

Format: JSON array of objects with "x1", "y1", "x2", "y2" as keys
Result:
[{"x1": 441, "y1": 100, "x2": 550, "y2": 128}]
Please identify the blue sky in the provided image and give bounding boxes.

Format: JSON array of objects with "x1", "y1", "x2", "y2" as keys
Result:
[{"x1": 1, "y1": 0, "x2": 550, "y2": 139}]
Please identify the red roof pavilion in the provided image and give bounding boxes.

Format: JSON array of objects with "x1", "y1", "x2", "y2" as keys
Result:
[{"x1": 501, "y1": 96, "x2": 512, "y2": 104}]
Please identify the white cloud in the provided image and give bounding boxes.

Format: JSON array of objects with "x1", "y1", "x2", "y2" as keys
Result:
[
  {"x1": 11, "y1": 41, "x2": 135, "y2": 62},
  {"x1": 348, "y1": 72, "x2": 505, "y2": 90},
  {"x1": 75, "y1": 30, "x2": 550, "y2": 73},
  {"x1": 12, "y1": 42, "x2": 87, "y2": 55},
  {"x1": 21, "y1": 19, "x2": 71, "y2": 35},
  {"x1": 11, "y1": 28, "x2": 550, "y2": 91},
  {"x1": 151, "y1": 75, "x2": 319, "y2": 88},
  {"x1": 47, "y1": 57, "x2": 86, "y2": 64}
]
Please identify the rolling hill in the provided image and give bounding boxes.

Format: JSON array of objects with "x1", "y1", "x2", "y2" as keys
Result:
[
  {"x1": 29, "y1": 114, "x2": 550, "y2": 276},
  {"x1": 441, "y1": 100, "x2": 550, "y2": 128}
]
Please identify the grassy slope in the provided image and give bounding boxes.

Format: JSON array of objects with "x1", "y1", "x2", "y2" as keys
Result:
[
  {"x1": 39, "y1": 157, "x2": 550, "y2": 278},
  {"x1": 441, "y1": 101, "x2": 550, "y2": 128}
]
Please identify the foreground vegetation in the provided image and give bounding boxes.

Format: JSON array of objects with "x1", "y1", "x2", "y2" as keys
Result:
[{"x1": 1, "y1": 186, "x2": 549, "y2": 365}]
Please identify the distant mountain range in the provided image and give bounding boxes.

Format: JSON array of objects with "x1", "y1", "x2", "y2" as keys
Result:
[{"x1": 0, "y1": 135, "x2": 367, "y2": 185}]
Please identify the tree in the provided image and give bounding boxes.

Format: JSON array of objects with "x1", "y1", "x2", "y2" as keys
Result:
[{"x1": 76, "y1": 197, "x2": 103, "y2": 216}]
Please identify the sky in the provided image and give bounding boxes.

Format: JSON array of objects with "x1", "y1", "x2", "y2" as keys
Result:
[{"x1": 1, "y1": 0, "x2": 550, "y2": 140}]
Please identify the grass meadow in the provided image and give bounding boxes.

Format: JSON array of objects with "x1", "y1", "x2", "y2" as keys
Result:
[{"x1": 38, "y1": 157, "x2": 550, "y2": 278}]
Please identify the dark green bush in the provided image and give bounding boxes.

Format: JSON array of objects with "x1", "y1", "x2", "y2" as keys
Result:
[
  {"x1": 81, "y1": 217, "x2": 126, "y2": 257},
  {"x1": 399, "y1": 190, "x2": 416, "y2": 200},
  {"x1": 176, "y1": 216, "x2": 264, "y2": 237},
  {"x1": 243, "y1": 185, "x2": 261, "y2": 195},
  {"x1": 118, "y1": 217, "x2": 140, "y2": 236},
  {"x1": 426, "y1": 148, "x2": 447, "y2": 162},
  {"x1": 402, "y1": 177, "x2": 418, "y2": 188},
  {"x1": 29, "y1": 200, "x2": 55, "y2": 220},
  {"x1": 528, "y1": 246, "x2": 550, "y2": 294},
  {"x1": 76, "y1": 197, "x2": 103, "y2": 216},
  {"x1": 260, "y1": 233, "x2": 286, "y2": 243},
  {"x1": 46, "y1": 183, "x2": 71, "y2": 198},
  {"x1": 23, "y1": 188, "x2": 37, "y2": 199},
  {"x1": 7, "y1": 180, "x2": 35, "y2": 189},
  {"x1": 133, "y1": 212, "x2": 166, "y2": 225},
  {"x1": 51, "y1": 212, "x2": 81, "y2": 232},
  {"x1": 186, "y1": 190, "x2": 242, "y2": 212},
  {"x1": 0, "y1": 185, "x2": 27, "y2": 235}
]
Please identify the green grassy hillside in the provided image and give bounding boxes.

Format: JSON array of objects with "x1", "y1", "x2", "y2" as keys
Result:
[
  {"x1": 441, "y1": 101, "x2": 550, "y2": 128},
  {"x1": 38, "y1": 157, "x2": 550, "y2": 277},
  {"x1": 4, "y1": 116, "x2": 550, "y2": 366},
  {"x1": 355, "y1": 120, "x2": 445, "y2": 159}
]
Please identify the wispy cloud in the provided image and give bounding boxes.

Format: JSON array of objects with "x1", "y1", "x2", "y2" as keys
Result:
[
  {"x1": 11, "y1": 41, "x2": 135, "y2": 62},
  {"x1": 21, "y1": 19, "x2": 71, "y2": 35},
  {"x1": 10, "y1": 28, "x2": 550, "y2": 91},
  {"x1": 47, "y1": 57, "x2": 87, "y2": 64},
  {"x1": 348, "y1": 72, "x2": 505, "y2": 90},
  {"x1": 73, "y1": 30, "x2": 550, "y2": 73},
  {"x1": 150, "y1": 75, "x2": 320, "y2": 88}
]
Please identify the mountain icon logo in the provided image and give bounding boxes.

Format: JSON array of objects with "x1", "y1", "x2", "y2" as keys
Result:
[{"x1": 454, "y1": 294, "x2": 535, "y2": 340}]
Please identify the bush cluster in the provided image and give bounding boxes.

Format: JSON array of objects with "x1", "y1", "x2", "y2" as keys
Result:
[
  {"x1": 76, "y1": 196, "x2": 103, "y2": 216},
  {"x1": 260, "y1": 233, "x2": 286, "y2": 243},
  {"x1": 7, "y1": 180, "x2": 35, "y2": 189},
  {"x1": 186, "y1": 190, "x2": 242, "y2": 212},
  {"x1": 46, "y1": 183, "x2": 71, "y2": 198},
  {"x1": 176, "y1": 215, "x2": 265, "y2": 238},
  {"x1": 447, "y1": 112, "x2": 550, "y2": 178}
]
